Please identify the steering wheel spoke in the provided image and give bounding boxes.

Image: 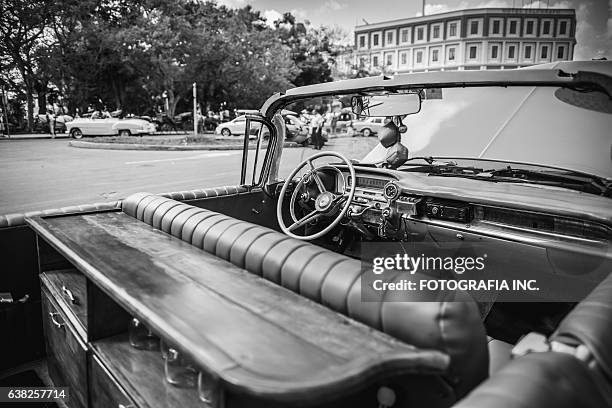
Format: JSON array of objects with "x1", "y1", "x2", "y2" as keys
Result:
[
  {"x1": 307, "y1": 159, "x2": 327, "y2": 193},
  {"x1": 288, "y1": 210, "x2": 322, "y2": 231}
]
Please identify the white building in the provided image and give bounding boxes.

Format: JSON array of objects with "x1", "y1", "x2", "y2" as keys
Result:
[{"x1": 354, "y1": 7, "x2": 576, "y2": 73}]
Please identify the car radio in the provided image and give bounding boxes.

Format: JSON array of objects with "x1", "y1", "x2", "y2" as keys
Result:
[{"x1": 425, "y1": 198, "x2": 472, "y2": 222}]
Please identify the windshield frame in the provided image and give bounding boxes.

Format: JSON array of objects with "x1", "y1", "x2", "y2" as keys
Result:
[
  {"x1": 260, "y1": 68, "x2": 610, "y2": 118},
  {"x1": 263, "y1": 68, "x2": 612, "y2": 185}
]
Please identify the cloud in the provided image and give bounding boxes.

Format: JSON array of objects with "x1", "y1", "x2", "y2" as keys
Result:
[
  {"x1": 573, "y1": 1, "x2": 611, "y2": 60},
  {"x1": 262, "y1": 9, "x2": 283, "y2": 27},
  {"x1": 416, "y1": 0, "x2": 574, "y2": 16},
  {"x1": 291, "y1": 8, "x2": 308, "y2": 20},
  {"x1": 215, "y1": 0, "x2": 251, "y2": 8},
  {"x1": 320, "y1": 0, "x2": 348, "y2": 12}
]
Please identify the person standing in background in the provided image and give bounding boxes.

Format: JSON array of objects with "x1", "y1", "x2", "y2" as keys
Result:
[
  {"x1": 311, "y1": 105, "x2": 325, "y2": 150},
  {"x1": 47, "y1": 109, "x2": 56, "y2": 138}
]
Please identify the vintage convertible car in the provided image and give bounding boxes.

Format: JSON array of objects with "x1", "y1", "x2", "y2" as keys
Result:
[
  {"x1": 1, "y1": 61, "x2": 611, "y2": 408},
  {"x1": 66, "y1": 115, "x2": 157, "y2": 138}
]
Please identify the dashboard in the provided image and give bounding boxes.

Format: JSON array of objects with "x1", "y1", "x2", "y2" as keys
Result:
[{"x1": 334, "y1": 168, "x2": 612, "y2": 250}]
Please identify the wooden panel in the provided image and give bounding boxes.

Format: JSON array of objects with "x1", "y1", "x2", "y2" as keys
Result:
[
  {"x1": 89, "y1": 354, "x2": 136, "y2": 408},
  {"x1": 37, "y1": 235, "x2": 73, "y2": 272},
  {"x1": 93, "y1": 333, "x2": 200, "y2": 408},
  {"x1": 41, "y1": 269, "x2": 87, "y2": 338},
  {"x1": 28, "y1": 212, "x2": 448, "y2": 405},
  {"x1": 41, "y1": 287, "x2": 88, "y2": 408},
  {"x1": 87, "y1": 280, "x2": 131, "y2": 342}
]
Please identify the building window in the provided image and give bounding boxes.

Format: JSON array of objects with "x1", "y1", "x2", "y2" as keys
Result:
[
  {"x1": 372, "y1": 55, "x2": 379, "y2": 66},
  {"x1": 470, "y1": 21, "x2": 479, "y2": 35},
  {"x1": 557, "y1": 45, "x2": 565, "y2": 59},
  {"x1": 448, "y1": 47, "x2": 456, "y2": 61},
  {"x1": 541, "y1": 46, "x2": 548, "y2": 59},
  {"x1": 386, "y1": 53, "x2": 393, "y2": 66},
  {"x1": 524, "y1": 45, "x2": 532, "y2": 59},
  {"x1": 386, "y1": 31, "x2": 394, "y2": 45},
  {"x1": 509, "y1": 20, "x2": 517, "y2": 34},
  {"x1": 449, "y1": 23, "x2": 457, "y2": 37},
  {"x1": 432, "y1": 25, "x2": 440, "y2": 39},
  {"x1": 508, "y1": 45, "x2": 516, "y2": 59},
  {"x1": 469, "y1": 46, "x2": 477, "y2": 59},
  {"x1": 492, "y1": 20, "x2": 500, "y2": 34},
  {"x1": 400, "y1": 29, "x2": 409, "y2": 43},
  {"x1": 491, "y1": 45, "x2": 498, "y2": 59},
  {"x1": 525, "y1": 20, "x2": 534, "y2": 35},
  {"x1": 416, "y1": 50, "x2": 423, "y2": 64},
  {"x1": 359, "y1": 36, "x2": 365, "y2": 48},
  {"x1": 559, "y1": 21, "x2": 567, "y2": 35},
  {"x1": 400, "y1": 52, "x2": 407, "y2": 65},
  {"x1": 432, "y1": 49, "x2": 439, "y2": 62},
  {"x1": 373, "y1": 34, "x2": 379, "y2": 47},
  {"x1": 542, "y1": 20, "x2": 551, "y2": 35},
  {"x1": 417, "y1": 27, "x2": 424, "y2": 41}
]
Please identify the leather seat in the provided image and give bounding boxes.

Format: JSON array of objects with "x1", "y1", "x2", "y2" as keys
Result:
[
  {"x1": 487, "y1": 338, "x2": 513, "y2": 375},
  {"x1": 453, "y1": 352, "x2": 610, "y2": 408},
  {"x1": 550, "y1": 271, "x2": 612, "y2": 390},
  {"x1": 0, "y1": 201, "x2": 120, "y2": 228},
  {"x1": 122, "y1": 192, "x2": 489, "y2": 399},
  {"x1": 0, "y1": 185, "x2": 246, "y2": 228}
]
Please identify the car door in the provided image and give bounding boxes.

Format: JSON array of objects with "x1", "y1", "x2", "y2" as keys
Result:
[
  {"x1": 101, "y1": 118, "x2": 119, "y2": 135},
  {"x1": 372, "y1": 117, "x2": 385, "y2": 132},
  {"x1": 79, "y1": 119, "x2": 97, "y2": 135},
  {"x1": 230, "y1": 116, "x2": 247, "y2": 135}
]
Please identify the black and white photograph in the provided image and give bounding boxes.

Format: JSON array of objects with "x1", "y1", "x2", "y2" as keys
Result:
[{"x1": 1, "y1": 0, "x2": 611, "y2": 407}]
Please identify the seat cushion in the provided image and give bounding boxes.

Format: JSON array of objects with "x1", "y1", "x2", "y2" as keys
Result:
[
  {"x1": 487, "y1": 338, "x2": 513, "y2": 375},
  {"x1": 121, "y1": 192, "x2": 489, "y2": 398},
  {"x1": 550, "y1": 271, "x2": 612, "y2": 382},
  {"x1": 453, "y1": 352, "x2": 610, "y2": 408}
]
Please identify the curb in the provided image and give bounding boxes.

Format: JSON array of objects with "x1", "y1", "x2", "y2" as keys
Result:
[
  {"x1": 69, "y1": 140, "x2": 300, "y2": 151},
  {"x1": 0, "y1": 135, "x2": 71, "y2": 140}
]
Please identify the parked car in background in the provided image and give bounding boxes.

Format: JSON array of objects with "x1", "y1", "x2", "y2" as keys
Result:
[
  {"x1": 66, "y1": 116, "x2": 156, "y2": 138},
  {"x1": 34, "y1": 114, "x2": 74, "y2": 134},
  {"x1": 216, "y1": 114, "x2": 309, "y2": 144},
  {"x1": 283, "y1": 114, "x2": 308, "y2": 144},
  {"x1": 349, "y1": 116, "x2": 388, "y2": 137},
  {"x1": 215, "y1": 115, "x2": 251, "y2": 136}
]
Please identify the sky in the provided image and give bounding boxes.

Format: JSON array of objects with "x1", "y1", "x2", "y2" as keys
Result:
[{"x1": 216, "y1": 0, "x2": 612, "y2": 60}]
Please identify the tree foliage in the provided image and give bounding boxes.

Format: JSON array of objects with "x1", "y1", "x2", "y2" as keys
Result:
[{"x1": 0, "y1": 0, "x2": 346, "y2": 125}]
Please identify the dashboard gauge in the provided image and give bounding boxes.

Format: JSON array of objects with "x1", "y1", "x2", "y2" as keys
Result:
[{"x1": 383, "y1": 181, "x2": 401, "y2": 201}]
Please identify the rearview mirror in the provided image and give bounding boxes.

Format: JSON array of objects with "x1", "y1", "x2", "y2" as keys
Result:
[{"x1": 351, "y1": 93, "x2": 421, "y2": 117}]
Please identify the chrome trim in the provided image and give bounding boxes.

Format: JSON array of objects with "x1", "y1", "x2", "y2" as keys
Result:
[{"x1": 406, "y1": 216, "x2": 610, "y2": 258}]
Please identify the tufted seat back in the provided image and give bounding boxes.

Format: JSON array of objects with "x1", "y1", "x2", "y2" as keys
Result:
[{"x1": 122, "y1": 192, "x2": 488, "y2": 399}]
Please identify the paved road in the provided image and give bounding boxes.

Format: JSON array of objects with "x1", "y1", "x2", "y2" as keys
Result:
[{"x1": 0, "y1": 137, "x2": 378, "y2": 214}]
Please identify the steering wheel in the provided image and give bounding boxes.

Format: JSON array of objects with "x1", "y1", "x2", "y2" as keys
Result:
[{"x1": 277, "y1": 151, "x2": 356, "y2": 240}]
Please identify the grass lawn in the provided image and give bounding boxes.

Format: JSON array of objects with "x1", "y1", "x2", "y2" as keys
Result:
[{"x1": 88, "y1": 134, "x2": 256, "y2": 146}]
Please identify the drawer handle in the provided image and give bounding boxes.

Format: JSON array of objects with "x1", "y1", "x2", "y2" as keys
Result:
[
  {"x1": 61, "y1": 285, "x2": 78, "y2": 305},
  {"x1": 49, "y1": 312, "x2": 65, "y2": 329}
]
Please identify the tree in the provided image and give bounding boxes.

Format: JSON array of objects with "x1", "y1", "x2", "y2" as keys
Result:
[
  {"x1": 274, "y1": 13, "x2": 334, "y2": 87},
  {"x1": 0, "y1": 0, "x2": 55, "y2": 130}
]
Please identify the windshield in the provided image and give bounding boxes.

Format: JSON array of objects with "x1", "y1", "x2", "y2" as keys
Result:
[{"x1": 278, "y1": 84, "x2": 612, "y2": 181}]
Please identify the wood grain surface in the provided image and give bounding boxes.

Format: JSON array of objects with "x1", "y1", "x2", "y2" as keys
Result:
[{"x1": 28, "y1": 212, "x2": 448, "y2": 404}]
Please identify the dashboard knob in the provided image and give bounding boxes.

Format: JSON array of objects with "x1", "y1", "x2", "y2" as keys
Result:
[{"x1": 431, "y1": 206, "x2": 439, "y2": 215}]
